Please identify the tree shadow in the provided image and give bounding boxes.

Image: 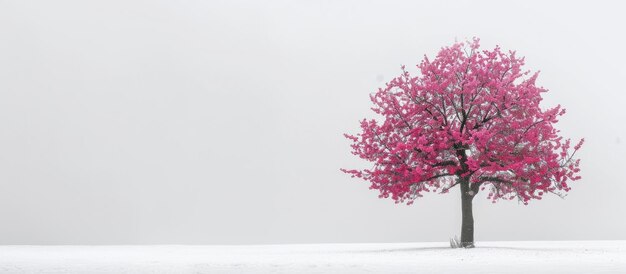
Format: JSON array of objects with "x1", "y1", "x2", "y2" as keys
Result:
[
  {"x1": 475, "y1": 246, "x2": 571, "y2": 252},
  {"x1": 340, "y1": 245, "x2": 574, "y2": 253}
]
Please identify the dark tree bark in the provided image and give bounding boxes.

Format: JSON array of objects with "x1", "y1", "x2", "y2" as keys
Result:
[
  {"x1": 455, "y1": 145, "x2": 477, "y2": 248},
  {"x1": 460, "y1": 179, "x2": 476, "y2": 248}
]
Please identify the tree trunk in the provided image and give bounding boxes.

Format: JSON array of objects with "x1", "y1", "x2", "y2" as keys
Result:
[{"x1": 460, "y1": 180, "x2": 475, "y2": 248}]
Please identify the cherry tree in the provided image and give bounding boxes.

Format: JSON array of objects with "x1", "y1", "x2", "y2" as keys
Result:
[{"x1": 342, "y1": 39, "x2": 583, "y2": 248}]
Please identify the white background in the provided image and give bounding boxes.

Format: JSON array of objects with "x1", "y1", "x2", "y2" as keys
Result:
[{"x1": 0, "y1": 0, "x2": 624, "y2": 244}]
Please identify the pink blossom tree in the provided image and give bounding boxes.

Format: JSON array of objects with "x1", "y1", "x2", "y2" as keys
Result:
[{"x1": 342, "y1": 39, "x2": 583, "y2": 248}]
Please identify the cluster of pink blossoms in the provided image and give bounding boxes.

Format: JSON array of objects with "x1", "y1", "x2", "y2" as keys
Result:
[{"x1": 342, "y1": 38, "x2": 583, "y2": 205}]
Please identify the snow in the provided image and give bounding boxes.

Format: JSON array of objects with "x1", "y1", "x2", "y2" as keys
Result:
[{"x1": 0, "y1": 241, "x2": 624, "y2": 273}]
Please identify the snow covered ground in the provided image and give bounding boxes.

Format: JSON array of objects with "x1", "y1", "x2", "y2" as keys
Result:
[{"x1": 0, "y1": 241, "x2": 624, "y2": 273}]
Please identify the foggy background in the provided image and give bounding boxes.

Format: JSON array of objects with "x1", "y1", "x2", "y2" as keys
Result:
[{"x1": 0, "y1": 0, "x2": 624, "y2": 244}]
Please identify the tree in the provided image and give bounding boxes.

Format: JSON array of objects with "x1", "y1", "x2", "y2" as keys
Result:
[{"x1": 341, "y1": 38, "x2": 583, "y2": 248}]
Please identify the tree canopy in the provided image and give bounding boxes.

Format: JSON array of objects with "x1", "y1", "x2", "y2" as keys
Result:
[{"x1": 342, "y1": 38, "x2": 583, "y2": 205}]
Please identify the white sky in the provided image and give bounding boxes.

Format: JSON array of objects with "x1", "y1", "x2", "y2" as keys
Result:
[{"x1": 0, "y1": 0, "x2": 624, "y2": 244}]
